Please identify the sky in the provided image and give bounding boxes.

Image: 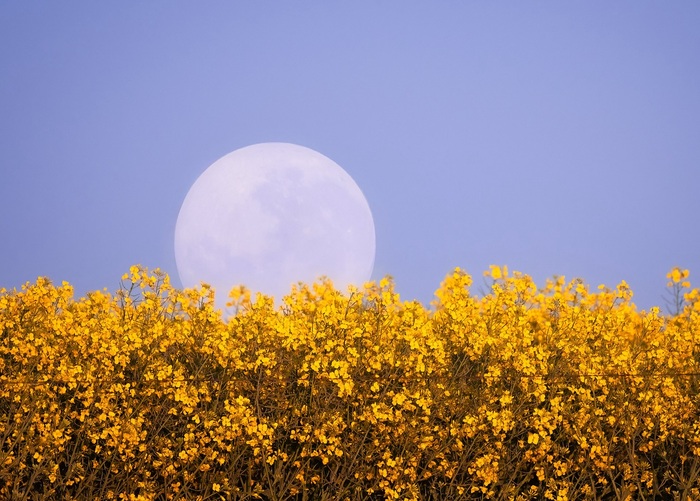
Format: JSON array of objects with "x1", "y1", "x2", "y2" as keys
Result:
[{"x1": 1, "y1": 2, "x2": 699, "y2": 311}]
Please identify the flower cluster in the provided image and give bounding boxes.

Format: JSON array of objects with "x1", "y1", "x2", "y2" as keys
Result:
[{"x1": 1, "y1": 265, "x2": 699, "y2": 500}]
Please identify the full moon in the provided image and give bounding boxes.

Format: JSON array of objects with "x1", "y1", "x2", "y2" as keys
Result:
[{"x1": 174, "y1": 143, "x2": 376, "y2": 308}]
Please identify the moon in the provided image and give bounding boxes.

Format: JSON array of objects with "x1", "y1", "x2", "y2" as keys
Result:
[{"x1": 174, "y1": 142, "x2": 376, "y2": 308}]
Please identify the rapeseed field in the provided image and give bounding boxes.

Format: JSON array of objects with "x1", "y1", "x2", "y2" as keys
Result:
[{"x1": 1, "y1": 266, "x2": 699, "y2": 500}]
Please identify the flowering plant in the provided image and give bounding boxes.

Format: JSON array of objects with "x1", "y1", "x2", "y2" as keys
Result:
[{"x1": 1, "y1": 266, "x2": 699, "y2": 500}]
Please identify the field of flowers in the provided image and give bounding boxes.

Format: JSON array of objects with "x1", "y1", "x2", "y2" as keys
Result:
[{"x1": 1, "y1": 265, "x2": 699, "y2": 500}]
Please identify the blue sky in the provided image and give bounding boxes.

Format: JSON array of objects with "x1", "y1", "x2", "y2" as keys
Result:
[{"x1": 1, "y1": 2, "x2": 699, "y2": 311}]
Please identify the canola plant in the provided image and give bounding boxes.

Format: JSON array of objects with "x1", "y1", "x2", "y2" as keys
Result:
[{"x1": 1, "y1": 265, "x2": 699, "y2": 500}]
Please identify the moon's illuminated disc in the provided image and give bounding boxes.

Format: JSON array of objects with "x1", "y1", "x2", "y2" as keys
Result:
[{"x1": 174, "y1": 143, "x2": 376, "y2": 307}]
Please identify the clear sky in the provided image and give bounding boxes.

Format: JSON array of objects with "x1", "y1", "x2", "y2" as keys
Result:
[{"x1": 2, "y1": 2, "x2": 699, "y2": 311}]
